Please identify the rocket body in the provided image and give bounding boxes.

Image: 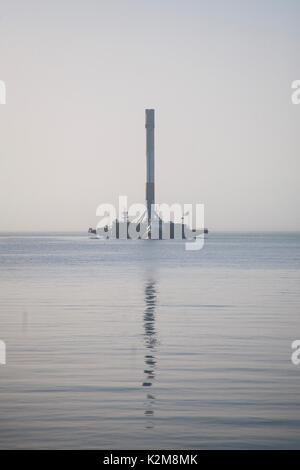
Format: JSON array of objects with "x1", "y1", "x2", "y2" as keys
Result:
[{"x1": 145, "y1": 109, "x2": 155, "y2": 221}]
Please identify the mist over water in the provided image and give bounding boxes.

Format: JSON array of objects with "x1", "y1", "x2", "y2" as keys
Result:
[{"x1": 0, "y1": 232, "x2": 300, "y2": 449}]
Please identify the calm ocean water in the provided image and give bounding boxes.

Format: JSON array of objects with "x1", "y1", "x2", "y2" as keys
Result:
[{"x1": 0, "y1": 232, "x2": 300, "y2": 449}]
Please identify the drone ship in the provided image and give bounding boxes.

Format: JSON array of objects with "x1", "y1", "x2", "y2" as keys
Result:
[{"x1": 89, "y1": 109, "x2": 208, "y2": 240}]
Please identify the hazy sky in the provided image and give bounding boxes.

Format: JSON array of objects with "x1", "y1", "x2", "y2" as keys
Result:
[{"x1": 0, "y1": 0, "x2": 299, "y2": 231}]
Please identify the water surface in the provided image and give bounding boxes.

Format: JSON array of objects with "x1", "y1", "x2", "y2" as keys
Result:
[{"x1": 0, "y1": 232, "x2": 300, "y2": 449}]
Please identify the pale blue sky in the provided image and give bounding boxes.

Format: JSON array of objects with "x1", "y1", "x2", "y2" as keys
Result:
[{"x1": 0, "y1": 0, "x2": 299, "y2": 230}]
